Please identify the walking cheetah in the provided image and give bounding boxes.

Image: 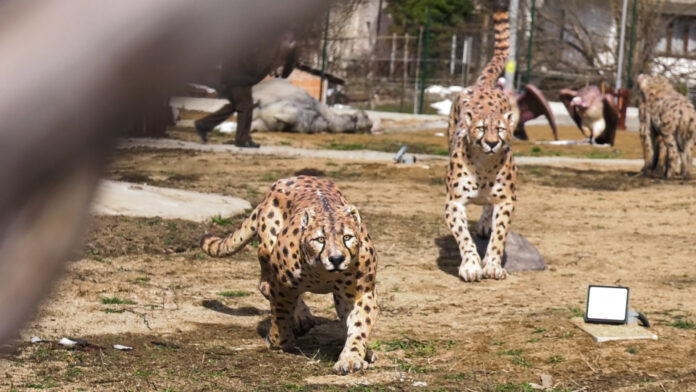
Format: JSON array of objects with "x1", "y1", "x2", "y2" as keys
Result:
[
  {"x1": 445, "y1": 0, "x2": 517, "y2": 282},
  {"x1": 201, "y1": 176, "x2": 378, "y2": 374},
  {"x1": 638, "y1": 74, "x2": 696, "y2": 179}
]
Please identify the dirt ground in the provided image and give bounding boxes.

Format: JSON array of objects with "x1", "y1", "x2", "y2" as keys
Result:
[{"x1": 2, "y1": 126, "x2": 696, "y2": 392}]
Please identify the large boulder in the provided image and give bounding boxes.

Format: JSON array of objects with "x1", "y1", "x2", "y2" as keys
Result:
[
  {"x1": 251, "y1": 78, "x2": 372, "y2": 134},
  {"x1": 436, "y1": 230, "x2": 546, "y2": 276}
]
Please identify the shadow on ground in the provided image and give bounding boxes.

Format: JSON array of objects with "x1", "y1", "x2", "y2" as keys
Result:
[{"x1": 519, "y1": 166, "x2": 694, "y2": 191}]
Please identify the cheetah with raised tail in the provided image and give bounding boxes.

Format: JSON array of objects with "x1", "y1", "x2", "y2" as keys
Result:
[
  {"x1": 445, "y1": 0, "x2": 517, "y2": 282},
  {"x1": 201, "y1": 176, "x2": 378, "y2": 374}
]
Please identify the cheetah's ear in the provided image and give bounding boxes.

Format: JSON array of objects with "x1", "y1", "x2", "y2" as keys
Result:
[
  {"x1": 503, "y1": 111, "x2": 515, "y2": 128},
  {"x1": 301, "y1": 208, "x2": 315, "y2": 231},
  {"x1": 463, "y1": 111, "x2": 473, "y2": 128},
  {"x1": 345, "y1": 205, "x2": 361, "y2": 224}
]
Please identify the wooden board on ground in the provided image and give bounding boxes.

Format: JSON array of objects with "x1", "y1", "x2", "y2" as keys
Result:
[{"x1": 571, "y1": 317, "x2": 658, "y2": 343}]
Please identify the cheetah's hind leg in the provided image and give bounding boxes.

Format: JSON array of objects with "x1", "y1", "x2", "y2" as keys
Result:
[
  {"x1": 474, "y1": 205, "x2": 493, "y2": 238},
  {"x1": 293, "y1": 295, "x2": 316, "y2": 336}
]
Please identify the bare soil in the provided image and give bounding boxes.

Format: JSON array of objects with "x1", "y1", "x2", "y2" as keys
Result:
[{"x1": 2, "y1": 131, "x2": 696, "y2": 391}]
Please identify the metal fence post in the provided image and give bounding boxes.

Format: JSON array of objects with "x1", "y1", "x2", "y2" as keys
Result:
[
  {"x1": 450, "y1": 34, "x2": 457, "y2": 76},
  {"x1": 414, "y1": 26, "x2": 423, "y2": 114},
  {"x1": 524, "y1": 0, "x2": 536, "y2": 85},
  {"x1": 319, "y1": 1, "x2": 330, "y2": 102},
  {"x1": 401, "y1": 33, "x2": 409, "y2": 111},
  {"x1": 418, "y1": 4, "x2": 431, "y2": 114}
]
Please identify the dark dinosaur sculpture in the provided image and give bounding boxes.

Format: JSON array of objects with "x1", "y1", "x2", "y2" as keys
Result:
[{"x1": 560, "y1": 85, "x2": 619, "y2": 145}]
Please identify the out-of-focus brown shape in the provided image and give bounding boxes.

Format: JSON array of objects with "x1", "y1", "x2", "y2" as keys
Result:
[
  {"x1": 560, "y1": 85, "x2": 619, "y2": 145},
  {"x1": 0, "y1": 0, "x2": 322, "y2": 345}
]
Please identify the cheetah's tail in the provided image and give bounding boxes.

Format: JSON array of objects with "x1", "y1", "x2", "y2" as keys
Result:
[
  {"x1": 476, "y1": 0, "x2": 510, "y2": 87},
  {"x1": 201, "y1": 205, "x2": 261, "y2": 257}
]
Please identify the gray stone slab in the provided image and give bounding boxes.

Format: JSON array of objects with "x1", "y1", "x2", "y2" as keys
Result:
[{"x1": 91, "y1": 180, "x2": 251, "y2": 222}]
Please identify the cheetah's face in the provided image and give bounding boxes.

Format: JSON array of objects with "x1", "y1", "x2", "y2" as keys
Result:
[
  {"x1": 300, "y1": 206, "x2": 361, "y2": 272},
  {"x1": 462, "y1": 111, "x2": 514, "y2": 154}
]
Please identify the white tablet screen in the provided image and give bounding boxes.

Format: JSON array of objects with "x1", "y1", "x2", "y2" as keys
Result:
[{"x1": 586, "y1": 286, "x2": 629, "y2": 322}]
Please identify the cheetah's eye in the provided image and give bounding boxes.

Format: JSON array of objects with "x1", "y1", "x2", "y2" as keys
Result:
[
  {"x1": 343, "y1": 235, "x2": 353, "y2": 242},
  {"x1": 497, "y1": 127, "x2": 507, "y2": 133},
  {"x1": 315, "y1": 237, "x2": 325, "y2": 243}
]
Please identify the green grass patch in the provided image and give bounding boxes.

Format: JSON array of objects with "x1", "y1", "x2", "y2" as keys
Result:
[
  {"x1": 369, "y1": 335, "x2": 437, "y2": 356},
  {"x1": 260, "y1": 172, "x2": 279, "y2": 182},
  {"x1": 324, "y1": 142, "x2": 366, "y2": 151},
  {"x1": 495, "y1": 383, "x2": 535, "y2": 392},
  {"x1": 549, "y1": 355, "x2": 564, "y2": 363},
  {"x1": 532, "y1": 327, "x2": 547, "y2": 334},
  {"x1": 101, "y1": 297, "x2": 136, "y2": 305},
  {"x1": 510, "y1": 356, "x2": 532, "y2": 368},
  {"x1": 102, "y1": 308, "x2": 125, "y2": 314},
  {"x1": 626, "y1": 347, "x2": 638, "y2": 354},
  {"x1": 497, "y1": 349, "x2": 523, "y2": 356},
  {"x1": 131, "y1": 277, "x2": 150, "y2": 285},
  {"x1": 568, "y1": 307, "x2": 584, "y2": 318},
  {"x1": 393, "y1": 358, "x2": 432, "y2": 373},
  {"x1": 218, "y1": 291, "x2": 250, "y2": 298},
  {"x1": 669, "y1": 319, "x2": 695, "y2": 329},
  {"x1": 211, "y1": 215, "x2": 233, "y2": 226}
]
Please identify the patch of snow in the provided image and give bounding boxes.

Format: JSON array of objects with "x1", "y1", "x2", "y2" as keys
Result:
[
  {"x1": 430, "y1": 99, "x2": 452, "y2": 116},
  {"x1": 425, "y1": 85, "x2": 465, "y2": 97},
  {"x1": 214, "y1": 121, "x2": 237, "y2": 133}
]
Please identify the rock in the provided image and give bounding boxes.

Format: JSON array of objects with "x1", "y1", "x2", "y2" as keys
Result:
[
  {"x1": 473, "y1": 230, "x2": 546, "y2": 272},
  {"x1": 91, "y1": 180, "x2": 251, "y2": 223}
]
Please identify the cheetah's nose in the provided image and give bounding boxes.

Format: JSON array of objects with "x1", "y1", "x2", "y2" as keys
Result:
[
  {"x1": 328, "y1": 254, "x2": 345, "y2": 268},
  {"x1": 485, "y1": 140, "x2": 498, "y2": 149}
]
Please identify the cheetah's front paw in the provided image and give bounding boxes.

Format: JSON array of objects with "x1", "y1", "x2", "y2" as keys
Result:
[
  {"x1": 365, "y1": 348, "x2": 378, "y2": 364},
  {"x1": 459, "y1": 262, "x2": 483, "y2": 282},
  {"x1": 265, "y1": 334, "x2": 295, "y2": 351},
  {"x1": 333, "y1": 352, "x2": 369, "y2": 375},
  {"x1": 482, "y1": 264, "x2": 507, "y2": 280}
]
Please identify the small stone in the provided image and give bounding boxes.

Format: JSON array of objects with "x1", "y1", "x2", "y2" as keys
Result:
[
  {"x1": 412, "y1": 381, "x2": 427, "y2": 387},
  {"x1": 541, "y1": 373, "x2": 553, "y2": 389},
  {"x1": 30, "y1": 336, "x2": 42, "y2": 344},
  {"x1": 113, "y1": 344, "x2": 133, "y2": 351},
  {"x1": 58, "y1": 338, "x2": 77, "y2": 347}
]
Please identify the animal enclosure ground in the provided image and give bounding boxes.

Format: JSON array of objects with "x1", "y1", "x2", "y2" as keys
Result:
[{"x1": 2, "y1": 136, "x2": 696, "y2": 391}]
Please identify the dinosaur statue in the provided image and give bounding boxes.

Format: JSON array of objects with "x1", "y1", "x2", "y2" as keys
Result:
[
  {"x1": 560, "y1": 85, "x2": 619, "y2": 145},
  {"x1": 250, "y1": 78, "x2": 372, "y2": 134},
  {"x1": 497, "y1": 78, "x2": 558, "y2": 141}
]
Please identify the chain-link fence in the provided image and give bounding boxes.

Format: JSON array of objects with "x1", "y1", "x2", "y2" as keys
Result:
[{"x1": 301, "y1": 25, "x2": 496, "y2": 114}]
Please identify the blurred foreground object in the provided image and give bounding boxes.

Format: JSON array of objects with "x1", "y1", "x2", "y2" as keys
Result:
[
  {"x1": 0, "y1": 0, "x2": 322, "y2": 345},
  {"x1": 194, "y1": 30, "x2": 298, "y2": 146},
  {"x1": 560, "y1": 86, "x2": 619, "y2": 146}
]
